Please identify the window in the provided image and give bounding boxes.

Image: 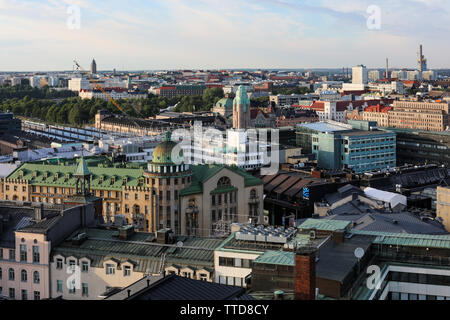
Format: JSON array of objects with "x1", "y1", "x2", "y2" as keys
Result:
[
  {"x1": 106, "y1": 264, "x2": 115, "y2": 275},
  {"x1": 21, "y1": 270, "x2": 27, "y2": 282},
  {"x1": 82, "y1": 283, "x2": 89, "y2": 297},
  {"x1": 9, "y1": 268, "x2": 14, "y2": 281},
  {"x1": 0, "y1": 267, "x2": 2, "y2": 280},
  {"x1": 199, "y1": 273, "x2": 208, "y2": 281},
  {"x1": 32, "y1": 246, "x2": 40, "y2": 263},
  {"x1": 217, "y1": 177, "x2": 231, "y2": 187},
  {"x1": 20, "y1": 244, "x2": 27, "y2": 262},
  {"x1": 124, "y1": 265, "x2": 131, "y2": 277},
  {"x1": 34, "y1": 291, "x2": 40, "y2": 301},
  {"x1": 82, "y1": 261, "x2": 89, "y2": 273},
  {"x1": 33, "y1": 271, "x2": 40, "y2": 284},
  {"x1": 219, "y1": 257, "x2": 234, "y2": 267},
  {"x1": 56, "y1": 258, "x2": 63, "y2": 269},
  {"x1": 57, "y1": 280, "x2": 63, "y2": 293},
  {"x1": 22, "y1": 289, "x2": 28, "y2": 300},
  {"x1": 9, "y1": 288, "x2": 15, "y2": 299}
]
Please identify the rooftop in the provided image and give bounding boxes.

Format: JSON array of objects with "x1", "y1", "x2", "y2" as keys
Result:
[
  {"x1": 298, "y1": 218, "x2": 351, "y2": 232},
  {"x1": 51, "y1": 228, "x2": 224, "y2": 273}
]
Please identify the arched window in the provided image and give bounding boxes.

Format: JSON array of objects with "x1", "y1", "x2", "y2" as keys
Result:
[
  {"x1": 21, "y1": 270, "x2": 27, "y2": 282},
  {"x1": 9, "y1": 268, "x2": 15, "y2": 281},
  {"x1": 33, "y1": 271, "x2": 40, "y2": 284},
  {"x1": 217, "y1": 177, "x2": 231, "y2": 188},
  {"x1": 134, "y1": 205, "x2": 140, "y2": 215}
]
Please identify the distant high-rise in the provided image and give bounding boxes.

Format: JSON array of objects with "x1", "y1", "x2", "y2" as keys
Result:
[
  {"x1": 233, "y1": 85, "x2": 251, "y2": 130},
  {"x1": 418, "y1": 45, "x2": 427, "y2": 72},
  {"x1": 90, "y1": 58, "x2": 97, "y2": 74},
  {"x1": 386, "y1": 58, "x2": 389, "y2": 79},
  {"x1": 352, "y1": 65, "x2": 368, "y2": 85}
]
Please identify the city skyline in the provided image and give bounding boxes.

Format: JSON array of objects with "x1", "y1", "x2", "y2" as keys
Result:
[{"x1": 1, "y1": 0, "x2": 450, "y2": 71}]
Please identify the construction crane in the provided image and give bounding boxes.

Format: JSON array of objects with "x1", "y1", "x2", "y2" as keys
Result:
[
  {"x1": 73, "y1": 60, "x2": 125, "y2": 113},
  {"x1": 73, "y1": 60, "x2": 149, "y2": 134}
]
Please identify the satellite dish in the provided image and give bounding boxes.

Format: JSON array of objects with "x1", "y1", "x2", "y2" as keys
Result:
[{"x1": 354, "y1": 247, "x2": 365, "y2": 259}]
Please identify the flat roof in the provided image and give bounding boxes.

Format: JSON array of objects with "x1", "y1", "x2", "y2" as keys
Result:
[{"x1": 299, "y1": 122, "x2": 351, "y2": 133}]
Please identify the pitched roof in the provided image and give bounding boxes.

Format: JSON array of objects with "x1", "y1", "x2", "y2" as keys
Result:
[
  {"x1": 75, "y1": 157, "x2": 90, "y2": 176},
  {"x1": 180, "y1": 165, "x2": 262, "y2": 196},
  {"x1": 7, "y1": 159, "x2": 147, "y2": 191},
  {"x1": 253, "y1": 250, "x2": 295, "y2": 266},
  {"x1": 298, "y1": 218, "x2": 351, "y2": 232}
]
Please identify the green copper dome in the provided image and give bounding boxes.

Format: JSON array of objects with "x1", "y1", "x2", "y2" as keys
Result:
[
  {"x1": 216, "y1": 97, "x2": 233, "y2": 109},
  {"x1": 233, "y1": 85, "x2": 250, "y2": 112},
  {"x1": 152, "y1": 132, "x2": 184, "y2": 165}
]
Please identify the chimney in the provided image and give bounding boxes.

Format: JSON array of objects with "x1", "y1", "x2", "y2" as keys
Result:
[
  {"x1": 34, "y1": 204, "x2": 44, "y2": 222},
  {"x1": 119, "y1": 225, "x2": 135, "y2": 240},
  {"x1": 333, "y1": 230, "x2": 345, "y2": 244},
  {"x1": 294, "y1": 246, "x2": 317, "y2": 300}
]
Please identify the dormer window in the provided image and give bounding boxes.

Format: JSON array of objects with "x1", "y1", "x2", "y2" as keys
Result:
[
  {"x1": 32, "y1": 171, "x2": 37, "y2": 178},
  {"x1": 53, "y1": 173, "x2": 59, "y2": 181},
  {"x1": 138, "y1": 177, "x2": 144, "y2": 187},
  {"x1": 99, "y1": 175, "x2": 104, "y2": 184},
  {"x1": 43, "y1": 172, "x2": 48, "y2": 180},
  {"x1": 110, "y1": 176, "x2": 116, "y2": 185},
  {"x1": 65, "y1": 173, "x2": 70, "y2": 182},
  {"x1": 123, "y1": 177, "x2": 128, "y2": 185}
]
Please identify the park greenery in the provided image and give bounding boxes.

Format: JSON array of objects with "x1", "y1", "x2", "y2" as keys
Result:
[
  {"x1": 0, "y1": 84, "x2": 76, "y2": 101},
  {"x1": 271, "y1": 86, "x2": 313, "y2": 95},
  {"x1": 0, "y1": 85, "x2": 225, "y2": 126},
  {"x1": 174, "y1": 87, "x2": 224, "y2": 112}
]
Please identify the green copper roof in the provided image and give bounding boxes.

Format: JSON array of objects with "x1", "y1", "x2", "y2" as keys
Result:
[
  {"x1": 75, "y1": 157, "x2": 90, "y2": 176},
  {"x1": 233, "y1": 85, "x2": 250, "y2": 112},
  {"x1": 298, "y1": 219, "x2": 352, "y2": 232},
  {"x1": 253, "y1": 250, "x2": 295, "y2": 266},
  {"x1": 216, "y1": 98, "x2": 233, "y2": 109},
  {"x1": 350, "y1": 230, "x2": 450, "y2": 249},
  {"x1": 151, "y1": 132, "x2": 183, "y2": 165},
  {"x1": 180, "y1": 165, "x2": 262, "y2": 196},
  {"x1": 7, "y1": 160, "x2": 147, "y2": 191}
]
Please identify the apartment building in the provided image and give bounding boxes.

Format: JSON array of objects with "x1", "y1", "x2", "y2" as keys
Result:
[
  {"x1": 0, "y1": 202, "x2": 96, "y2": 300},
  {"x1": 49, "y1": 227, "x2": 222, "y2": 300},
  {"x1": 156, "y1": 85, "x2": 206, "y2": 98}
]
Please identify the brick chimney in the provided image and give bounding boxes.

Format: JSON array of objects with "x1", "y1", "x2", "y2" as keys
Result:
[
  {"x1": 294, "y1": 246, "x2": 317, "y2": 300},
  {"x1": 34, "y1": 204, "x2": 44, "y2": 222}
]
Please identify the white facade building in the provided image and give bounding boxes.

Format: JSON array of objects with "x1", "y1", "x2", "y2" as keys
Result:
[
  {"x1": 352, "y1": 65, "x2": 368, "y2": 85},
  {"x1": 29, "y1": 77, "x2": 41, "y2": 88},
  {"x1": 68, "y1": 78, "x2": 90, "y2": 92}
]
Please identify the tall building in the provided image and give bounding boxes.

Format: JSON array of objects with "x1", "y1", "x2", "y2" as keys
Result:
[
  {"x1": 68, "y1": 78, "x2": 90, "y2": 92},
  {"x1": 352, "y1": 65, "x2": 368, "y2": 85},
  {"x1": 233, "y1": 85, "x2": 251, "y2": 129},
  {"x1": 418, "y1": 44, "x2": 428, "y2": 72},
  {"x1": 90, "y1": 58, "x2": 97, "y2": 74},
  {"x1": 368, "y1": 70, "x2": 381, "y2": 82},
  {"x1": 296, "y1": 120, "x2": 396, "y2": 173}
]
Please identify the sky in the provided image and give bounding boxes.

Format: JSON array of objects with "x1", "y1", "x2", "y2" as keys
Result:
[{"x1": 0, "y1": 0, "x2": 449, "y2": 71}]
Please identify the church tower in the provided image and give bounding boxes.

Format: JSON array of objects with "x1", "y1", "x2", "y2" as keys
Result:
[
  {"x1": 233, "y1": 85, "x2": 251, "y2": 129},
  {"x1": 90, "y1": 58, "x2": 97, "y2": 75}
]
